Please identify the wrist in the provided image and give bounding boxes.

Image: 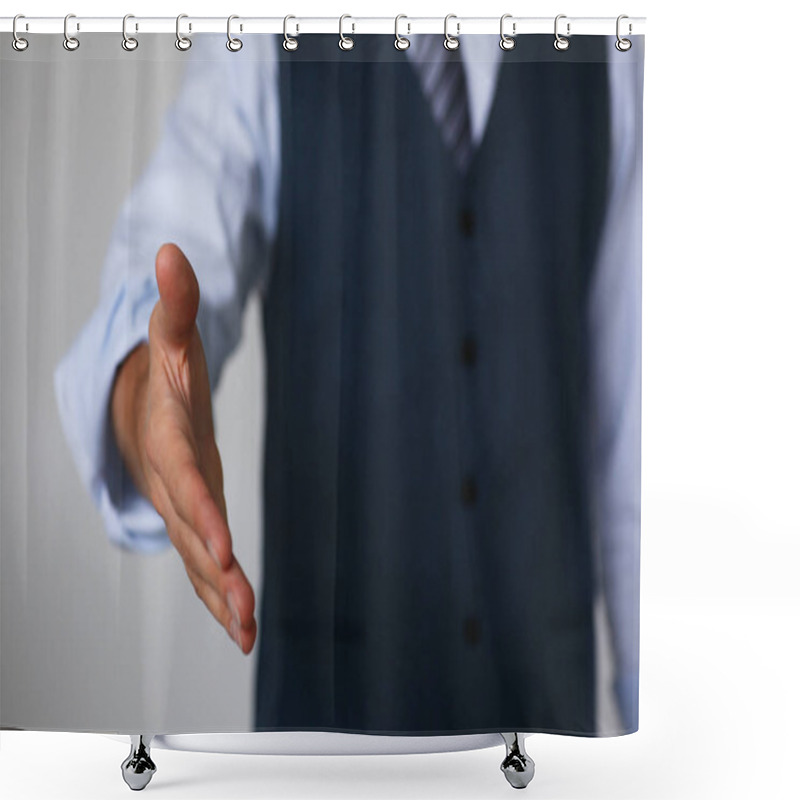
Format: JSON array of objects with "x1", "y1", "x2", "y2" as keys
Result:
[{"x1": 110, "y1": 342, "x2": 151, "y2": 499}]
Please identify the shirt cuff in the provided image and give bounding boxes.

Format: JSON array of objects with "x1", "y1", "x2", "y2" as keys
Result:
[{"x1": 53, "y1": 274, "x2": 170, "y2": 553}]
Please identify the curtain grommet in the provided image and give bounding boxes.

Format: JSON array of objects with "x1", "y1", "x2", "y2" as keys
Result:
[
  {"x1": 12, "y1": 14, "x2": 28, "y2": 52},
  {"x1": 553, "y1": 14, "x2": 570, "y2": 51},
  {"x1": 121, "y1": 14, "x2": 138, "y2": 51},
  {"x1": 226, "y1": 15, "x2": 243, "y2": 52},
  {"x1": 394, "y1": 15, "x2": 410, "y2": 50},
  {"x1": 339, "y1": 14, "x2": 355, "y2": 51},
  {"x1": 499, "y1": 14, "x2": 516, "y2": 51},
  {"x1": 63, "y1": 13, "x2": 80, "y2": 51},
  {"x1": 615, "y1": 15, "x2": 632, "y2": 51},
  {"x1": 283, "y1": 15, "x2": 298, "y2": 51},
  {"x1": 444, "y1": 13, "x2": 460, "y2": 51},
  {"x1": 175, "y1": 14, "x2": 192, "y2": 51}
]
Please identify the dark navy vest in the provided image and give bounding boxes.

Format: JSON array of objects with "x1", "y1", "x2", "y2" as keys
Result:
[{"x1": 255, "y1": 35, "x2": 610, "y2": 735}]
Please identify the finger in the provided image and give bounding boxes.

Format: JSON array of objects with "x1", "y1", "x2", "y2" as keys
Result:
[
  {"x1": 202, "y1": 440, "x2": 228, "y2": 525},
  {"x1": 218, "y1": 553, "x2": 257, "y2": 631},
  {"x1": 151, "y1": 242, "x2": 199, "y2": 347},
  {"x1": 148, "y1": 425, "x2": 233, "y2": 571},
  {"x1": 155, "y1": 483, "x2": 255, "y2": 624},
  {"x1": 151, "y1": 471, "x2": 256, "y2": 631},
  {"x1": 152, "y1": 475, "x2": 227, "y2": 586},
  {"x1": 185, "y1": 552, "x2": 257, "y2": 635},
  {"x1": 185, "y1": 562, "x2": 257, "y2": 655}
]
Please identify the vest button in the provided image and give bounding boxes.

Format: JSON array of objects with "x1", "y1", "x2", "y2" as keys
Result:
[
  {"x1": 460, "y1": 335, "x2": 477, "y2": 366},
  {"x1": 463, "y1": 615, "x2": 482, "y2": 646},
  {"x1": 461, "y1": 476, "x2": 478, "y2": 506},
  {"x1": 458, "y1": 208, "x2": 476, "y2": 237}
]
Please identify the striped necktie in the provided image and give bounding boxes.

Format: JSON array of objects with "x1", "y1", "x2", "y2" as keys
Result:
[{"x1": 407, "y1": 34, "x2": 473, "y2": 172}]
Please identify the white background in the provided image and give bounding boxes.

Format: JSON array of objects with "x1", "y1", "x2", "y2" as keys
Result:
[{"x1": 2, "y1": 1, "x2": 799, "y2": 798}]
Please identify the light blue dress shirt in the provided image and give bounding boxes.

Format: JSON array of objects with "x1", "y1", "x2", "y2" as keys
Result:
[{"x1": 53, "y1": 34, "x2": 641, "y2": 707}]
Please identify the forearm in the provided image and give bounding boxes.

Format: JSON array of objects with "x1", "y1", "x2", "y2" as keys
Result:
[{"x1": 110, "y1": 342, "x2": 151, "y2": 501}]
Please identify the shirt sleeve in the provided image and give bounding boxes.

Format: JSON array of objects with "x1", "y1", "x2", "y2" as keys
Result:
[
  {"x1": 53, "y1": 33, "x2": 281, "y2": 553},
  {"x1": 587, "y1": 43, "x2": 644, "y2": 729}
]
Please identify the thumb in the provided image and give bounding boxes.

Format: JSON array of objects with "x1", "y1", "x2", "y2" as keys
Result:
[{"x1": 152, "y1": 242, "x2": 200, "y2": 346}]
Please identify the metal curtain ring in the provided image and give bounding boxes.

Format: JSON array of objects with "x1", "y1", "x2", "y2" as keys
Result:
[
  {"x1": 553, "y1": 14, "x2": 570, "y2": 51},
  {"x1": 122, "y1": 14, "x2": 138, "y2": 51},
  {"x1": 63, "y1": 13, "x2": 80, "y2": 51},
  {"x1": 175, "y1": 14, "x2": 192, "y2": 51},
  {"x1": 12, "y1": 14, "x2": 28, "y2": 52},
  {"x1": 444, "y1": 13, "x2": 459, "y2": 50},
  {"x1": 339, "y1": 14, "x2": 354, "y2": 50},
  {"x1": 616, "y1": 14, "x2": 632, "y2": 51},
  {"x1": 227, "y1": 14, "x2": 243, "y2": 51},
  {"x1": 283, "y1": 15, "x2": 298, "y2": 51},
  {"x1": 499, "y1": 13, "x2": 516, "y2": 51},
  {"x1": 394, "y1": 14, "x2": 410, "y2": 50}
]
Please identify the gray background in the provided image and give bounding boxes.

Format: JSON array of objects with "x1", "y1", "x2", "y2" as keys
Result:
[{"x1": 0, "y1": 34, "x2": 617, "y2": 734}]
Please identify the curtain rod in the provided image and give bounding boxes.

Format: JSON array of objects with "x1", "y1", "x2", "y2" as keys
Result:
[{"x1": 0, "y1": 16, "x2": 646, "y2": 37}]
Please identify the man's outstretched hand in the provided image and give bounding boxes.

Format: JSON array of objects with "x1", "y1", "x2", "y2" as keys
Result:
[{"x1": 111, "y1": 242, "x2": 257, "y2": 654}]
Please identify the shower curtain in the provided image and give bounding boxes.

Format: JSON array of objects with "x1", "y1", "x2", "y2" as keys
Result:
[{"x1": 0, "y1": 23, "x2": 644, "y2": 740}]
